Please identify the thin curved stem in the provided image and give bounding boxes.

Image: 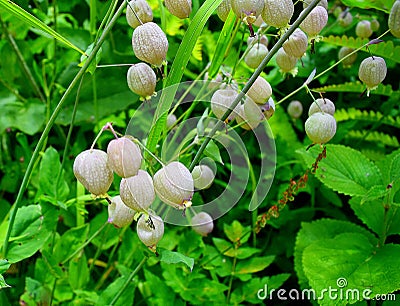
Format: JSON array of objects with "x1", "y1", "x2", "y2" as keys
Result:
[
  {"x1": 109, "y1": 256, "x2": 149, "y2": 306},
  {"x1": 188, "y1": 0, "x2": 322, "y2": 171}
]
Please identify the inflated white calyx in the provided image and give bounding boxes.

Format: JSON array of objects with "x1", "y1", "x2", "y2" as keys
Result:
[
  {"x1": 108, "y1": 195, "x2": 136, "y2": 228},
  {"x1": 73, "y1": 149, "x2": 113, "y2": 198},
  {"x1": 137, "y1": 212, "x2": 164, "y2": 252},
  {"x1": 132, "y1": 22, "x2": 168, "y2": 67},
  {"x1": 107, "y1": 136, "x2": 142, "y2": 178},
  {"x1": 153, "y1": 161, "x2": 194, "y2": 209},
  {"x1": 305, "y1": 112, "x2": 337, "y2": 144},
  {"x1": 120, "y1": 170, "x2": 155, "y2": 212}
]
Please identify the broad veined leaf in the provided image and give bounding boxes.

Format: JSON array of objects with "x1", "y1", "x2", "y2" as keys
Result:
[
  {"x1": 294, "y1": 219, "x2": 378, "y2": 289},
  {"x1": 159, "y1": 249, "x2": 195, "y2": 271},
  {"x1": 298, "y1": 144, "x2": 383, "y2": 196},
  {"x1": 303, "y1": 233, "x2": 400, "y2": 304},
  {"x1": 7, "y1": 203, "x2": 58, "y2": 263},
  {"x1": 350, "y1": 196, "x2": 400, "y2": 236}
]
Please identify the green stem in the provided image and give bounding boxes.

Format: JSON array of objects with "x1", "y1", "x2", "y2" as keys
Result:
[
  {"x1": 56, "y1": 76, "x2": 85, "y2": 200},
  {"x1": 226, "y1": 253, "x2": 237, "y2": 304},
  {"x1": 0, "y1": 15, "x2": 46, "y2": 103},
  {"x1": 109, "y1": 256, "x2": 149, "y2": 306},
  {"x1": 2, "y1": 0, "x2": 128, "y2": 258},
  {"x1": 189, "y1": 0, "x2": 322, "y2": 172},
  {"x1": 61, "y1": 221, "x2": 109, "y2": 265}
]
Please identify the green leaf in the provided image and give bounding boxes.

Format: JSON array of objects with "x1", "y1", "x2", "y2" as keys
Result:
[
  {"x1": 204, "y1": 140, "x2": 223, "y2": 164},
  {"x1": 0, "y1": 0, "x2": 84, "y2": 55},
  {"x1": 53, "y1": 224, "x2": 89, "y2": 263},
  {"x1": 0, "y1": 274, "x2": 11, "y2": 289},
  {"x1": 223, "y1": 220, "x2": 251, "y2": 243},
  {"x1": 0, "y1": 259, "x2": 10, "y2": 274},
  {"x1": 69, "y1": 252, "x2": 90, "y2": 290},
  {"x1": 303, "y1": 234, "x2": 400, "y2": 304},
  {"x1": 350, "y1": 197, "x2": 400, "y2": 236},
  {"x1": 208, "y1": 9, "x2": 237, "y2": 78},
  {"x1": 39, "y1": 147, "x2": 70, "y2": 203},
  {"x1": 294, "y1": 219, "x2": 378, "y2": 289},
  {"x1": 314, "y1": 81, "x2": 396, "y2": 97},
  {"x1": 159, "y1": 249, "x2": 195, "y2": 271},
  {"x1": 146, "y1": 0, "x2": 224, "y2": 153},
  {"x1": 335, "y1": 107, "x2": 400, "y2": 129},
  {"x1": 360, "y1": 185, "x2": 389, "y2": 204},
  {"x1": 390, "y1": 153, "x2": 400, "y2": 184},
  {"x1": 235, "y1": 256, "x2": 275, "y2": 274},
  {"x1": 298, "y1": 144, "x2": 383, "y2": 196},
  {"x1": 322, "y1": 35, "x2": 400, "y2": 64},
  {"x1": 0, "y1": 99, "x2": 45, "y2": 135},
  {"x1": 231, "y1": 274, "x2": 290, "y2": 304},
  {"x1": 96, "y1": 275, "x2": 135, "y2": 306},
  {"x1": 340, "y1": 0, "x2": 394, "y2": 12},
  {"x1": 7, "y1": 203, "x2": 58, "y2": 263}
]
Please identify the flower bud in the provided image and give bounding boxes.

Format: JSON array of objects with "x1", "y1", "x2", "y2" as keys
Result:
[
  {"x1": 191, "y1": 212, "x2": 214, "y2": 236},
  {"x1": 211, "y1": 87, "x2": 240, "y2": 121},
  {"x1": 287, "y1": 100, "x2": 303, "y2": 119},
  {"x1": 192, "y1": 165, "x2": 215, "y2": 190},
  {"x1": 127, "y1": 63, "x2": 157, "y2": 101},
  {"x1": 355, "y1": 20, "x2": 373, "y2": 39},
  {"x1": 244, "y1": 43, "x2": 269, "y2": 69},
  {"x1": 247, "y1": 76, "x2": 272, "y2": 105},
  {"x1": 236, "y1": 97, "x2": 265, "y2": 130},
  {"x1": 389, "y1": 0, "x2": 400, "y2": 38},
  {"x1": 305, "y1": 112, "x2": 337, "y2": 144},
  {"x1": 283, "y1": 28, "x2": 308, "y2": 58},
  {"x1": 262, "y1": 0, "x2": 294, "y2": 29},
  {"x1": 338, "y1": 47, "x2": 357, "y2": 68},
  {"x1": 107, "y1": 137, "x2": 142, "y2": 178},
  {"x1": 276, "y1": 47, "x2": 297, "y2": 73},
  {"x1": 153, "y1": 162, "x2": 194, "y2": 209},
  {"x1": 108, "y1": 196, "x2": 136, "y2": 228},
  {"x1": 137, "y1": 212, "x2": 164, "y2": 252},
  {"x1": 132, "y1": 22, "x2": 168, "y2": 67},
  {"x1": 126, "y1": 0, "x2": 153, "y2": 29},
  {"x1": 165, "y1": 0, "x2": 192, "y2": 19},
  {"x1": 217, "y1": 0, "x2": 231, "y2": 22},
  {"x1": 120, "y1": 170, "x2": 155, "y2": 212},
  {"x1": 300, "y1": 6, "x2": 328, "y2": 38},
  {"x1": 308, "y1": 98, "x2": 335, "y2": 116},
  {"x1": 358, "y1": 56, "x2": 387, "y2": 94},
  {"x1": 73, "y1": 149, "x2": 113, "y2": 197}
]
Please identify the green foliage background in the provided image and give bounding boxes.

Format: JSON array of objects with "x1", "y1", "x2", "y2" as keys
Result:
[{"x1": 0, "y1": 0, "x2": 399, "y2": 305}]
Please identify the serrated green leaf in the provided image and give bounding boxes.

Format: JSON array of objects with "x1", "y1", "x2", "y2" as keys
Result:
[
  {"x1": 147, "y1": 0, "x2": 223, "y2": 154},
  {"x1": 0, "y1": 0, "x2": 84, "y2": 55},
  {"x1": 322, "y1": 35, "x2": 400, "y2": 64},
  {"x1": 303, "y1": 233, "x2": 400, "y2": 305},
  {"x1": 390, "y1": 153, "x2": 400, "y2": 183},
  {"x1": 350, "y1": 197, "x2": 400, "y2": 236},
  {"x1": 208, "y1": 9, "x2": 237, "y2": 78},
  {"x1": 53, "y1": 224, "x2": 89, "y2": 263},
  {"x1": 294, "y1": 219, "x2": 378, "y2": 289},
  {"x1": 159, "y1": 249, "x2": 195, "y2": 271},
  {"x1": 314, "y1": 81, "x2": 395, "y2": 96},
  {"x1": 7, "y1": 203, "x2": 58, "y2": 263},
  {"x1": 223, "y1": 220, "x2": 251, "y2": 243},
  {"x1": 335, "y1": 108, "x2": 400, "y2": 129},
  {"x1": 298, "y1": 144, "x2": 383, "y2": 196}
]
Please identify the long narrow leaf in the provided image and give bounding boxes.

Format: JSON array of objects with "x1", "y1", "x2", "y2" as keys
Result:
[
  {"x1": 0, "y1": 0, "x2": 85, "y2": 55},
  {"x1": 146, "y1": 0, "x2": 223, "y2": 153},
  {"x1": 208, "y1": 9, "x2": 237, "y2": 78}
]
